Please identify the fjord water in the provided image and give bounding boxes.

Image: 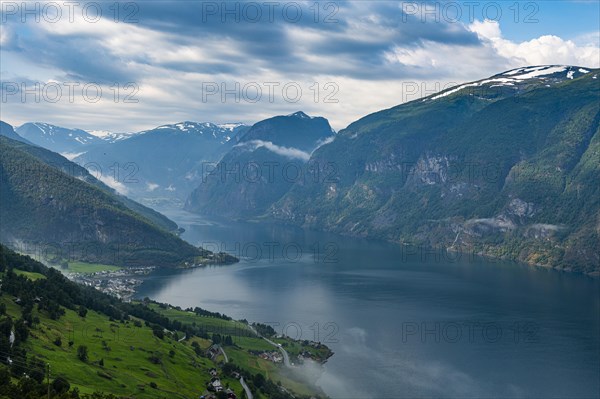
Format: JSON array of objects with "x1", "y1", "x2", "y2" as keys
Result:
[{"x1": 135, "y1": 209, "x2": 600, "y2": 399}]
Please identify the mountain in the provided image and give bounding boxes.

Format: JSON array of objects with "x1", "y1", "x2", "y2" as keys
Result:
[
  {"x1": 0, "y1": 129, "x2": 179, "y2": 234},
  {"x1": 0, "y1": 121, "x2": 33, "y2": 144},
  {"x1": 0, "y1": 133, "x2": 236, "y2": 268},
  {"x1": 15, "y1": 122, "x2": 103, "y2": 156},
  {"x1": 185, "y1": 111, "x2": 335, "y2": 218},
  {"x1": 74, "y1": 121, "x2": 250, "y2": 205},
  {"x1": 266, "y1": 66, "x2": 599, "y2": 274}
]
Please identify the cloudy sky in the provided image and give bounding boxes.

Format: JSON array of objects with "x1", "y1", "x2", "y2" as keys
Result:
[{"x1": 1, "y1": 0, "x2": 598, "y2": 132}]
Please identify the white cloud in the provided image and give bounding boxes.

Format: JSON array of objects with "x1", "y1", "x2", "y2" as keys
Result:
[
  {"x1": 469, "y1": 20, "x2": 600, "y2": 68},
  {"x1": 97, "y1": 174, "x2": 129, "y2": 196},
  {"x1": 238, "y1": 140, "x2": 311, "y2": 161},
  {"x1": 60, "y1": 151, "x2": 85, "y2": 160},
  {"x1": 1, "y1": 7, "x2": 598, "y2": 133},
  {"x1": 146, "y1": 182, "x2": 159, "y2": 192}
]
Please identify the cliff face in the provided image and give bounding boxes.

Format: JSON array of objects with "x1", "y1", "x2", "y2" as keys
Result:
[{"x1": 271, "y1": 67, "x2": 600, "y2": 273}]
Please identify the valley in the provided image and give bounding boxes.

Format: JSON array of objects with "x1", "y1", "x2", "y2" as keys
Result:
[{"x1": 0, "y1": 65, "x2": 598, "y2": 399}]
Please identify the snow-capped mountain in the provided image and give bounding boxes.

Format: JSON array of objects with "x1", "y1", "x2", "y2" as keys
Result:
[
  {"x1": 147, "y1": 121, "x2": 247, "y2": 145},
  {"x1": 86, "y1": 130, "x2": 138, "y2": 143},
  {"x1": 15, "y1": 122, "x2": 103, "y2": 154},
  {"x1": 73, "y1": 121, "x2": 250, "y2": 202},
  {"x1": 265, "y1": 66, "x2": 599, "y2": 274},
  {"x1": 428, "y1": 65, "x2": 592, "y2": 101}
]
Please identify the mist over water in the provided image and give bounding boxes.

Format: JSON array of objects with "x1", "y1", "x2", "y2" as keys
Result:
[{"x1": 135, "y1": 209, "x2": 600, "y2": 399}]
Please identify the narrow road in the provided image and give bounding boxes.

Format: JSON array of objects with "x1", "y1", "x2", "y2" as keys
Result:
[
  {"x1": 178, "y1": 334, "x2": 186, "y2": 342},
  {"x1": 240, "y1": 376, "x2": 253, "y2": 399},
  {"x1": 262, "y1": 337, "x2": 291, "y2": 367},
  {"x1": 219, "y1": 345, "x2": 229, "y2": 363},
  {"x1": 248, "y1": 324, "x2": 292, "y2": 367}
]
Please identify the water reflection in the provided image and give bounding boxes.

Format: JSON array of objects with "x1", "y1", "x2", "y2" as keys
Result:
[{"x1": 135, "y1": 209, "x2": 600, "y2": 398}]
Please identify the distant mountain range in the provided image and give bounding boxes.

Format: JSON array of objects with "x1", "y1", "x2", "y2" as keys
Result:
[
  {"x1": 15, "y1": 122, "x2": 103, "y2": 155},
  {"x1": 0, "y1": 123, "x2": 237, "y2": 268},
  {"x1": 3, "y1": 120, "x2": 250, "y2": 206},
  {"x1": 72, "y1": 121, "x2": 249, "y2": 205}
]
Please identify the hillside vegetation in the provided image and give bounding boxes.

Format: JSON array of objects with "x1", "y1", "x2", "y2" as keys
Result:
[
  {"x1": 0, "y1": 136, "x2": 234, "y2": 268},
  {"x1": 0, "y1": 244, "x2": 329, "y2": 398},
  {"x1": 269, "y1": 66, "x2": 600, "y2": 274}
]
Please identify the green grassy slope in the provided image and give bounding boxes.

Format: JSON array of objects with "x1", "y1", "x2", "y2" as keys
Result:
[{"x1": 0, "y1": 245, "x2": 328, "y2": 399}]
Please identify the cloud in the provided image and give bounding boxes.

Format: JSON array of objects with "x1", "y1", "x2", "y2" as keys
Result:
[
  {"x1": 238, "y1": 140, "x2": 311, "y2": 161},
  {"x1": 146, "y1": 182, "x2": 159, "y2": 192},
  {"x1": 0, "y1": 2, "x2": 598, "y2": 132},
  {"x1": 97, "y1": 174, "x2": 128, "y2": 196},
  {"x1": 469, "y1": 20, "x2": 600, "y2": 68}
]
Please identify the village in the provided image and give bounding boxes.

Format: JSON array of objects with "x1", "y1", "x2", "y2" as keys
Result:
[{"x1": 66, "y1": 267, "x2": 155, "y2": 300}]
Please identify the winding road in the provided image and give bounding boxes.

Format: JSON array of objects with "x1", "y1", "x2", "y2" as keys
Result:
[
  {"x1": 248, "y1": 324, "x2": 293, "y2": 367},
  {"x1": 219, "y1": 345, "x2": 252, "y2": 398},
  {"x1": 240, "y1": 376, "x2": 253, "y2": 399},
  {"x1": 262, "y1": 337, "x2": 292, "y2": 367}
]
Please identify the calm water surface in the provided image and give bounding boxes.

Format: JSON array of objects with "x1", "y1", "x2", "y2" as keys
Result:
[{"x1": 135, "y1": 209, "x2": 600, "y2": 399}]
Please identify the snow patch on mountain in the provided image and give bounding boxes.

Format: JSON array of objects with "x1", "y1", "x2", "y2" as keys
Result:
[
  {"x1": 218, "y1": 123, "x2": 246, "y2": 131},
  {"x1": 87, "y1": 130, "x2": 136, "y2": 142},
  {"x1": 430, "y1": 66, "x2": 587, "y2": 101},
  {"x1": 288, "y1": 111, "x2": 312, "y2": 119}
]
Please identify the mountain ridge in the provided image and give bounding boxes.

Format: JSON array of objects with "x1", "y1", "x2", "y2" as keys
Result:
[
  {"x1": 266, "y1": 66, "x2": 600, "y2": 274},
  {"x1": 0, "y1": 133, "x2": 237, "y2": 268}
]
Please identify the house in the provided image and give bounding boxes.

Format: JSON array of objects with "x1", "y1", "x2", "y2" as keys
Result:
[{"x1": 210, "y1": 377, "x2": 223, "y2": 392}]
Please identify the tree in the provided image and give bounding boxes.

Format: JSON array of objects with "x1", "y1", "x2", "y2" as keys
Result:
[
  {"x1": 52, "y1": 376, "x2": 71, "y2": 394},
  {"x1": 253, "y1": 373, "x2": 266, "y2": 389},
  {"x1": 78, "y1": 306, "x2": 88, "y2": 318},
  {"x1": 0, "y1": 364, "x2": 10, "y2": 385},
  {"x1": 152, "y1": 326, "x2": 164, "y2": 339},
  {"x1": 77, "y1": 345, "x2": 88, "y2": 362}
]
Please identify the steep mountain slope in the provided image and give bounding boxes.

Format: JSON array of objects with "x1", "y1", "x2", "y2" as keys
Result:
[
  {"x1": 0, "y1": 130, "x2": 179, "y2": 233},
  {"x1": 16, "y1": 122, "x2": 103, "y2": 155},
  {"x1": 0, "y1": 121, "x2": 33, "y2": 145},
  {"x1": 185, "y1": 112, "x2": 335, "y2": 218},
  {"x1": 0, "y1": 135, "x2": 235, "y2": 268},
  {"x1": 74, "y1": 121, "x2": 249, "y2": 204},
  {"x1": 270, "y1": 66, "x2": 600, "y2": 273}
]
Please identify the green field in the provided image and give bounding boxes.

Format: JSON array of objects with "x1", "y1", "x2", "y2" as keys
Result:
[
  {"x1": 0, "y1": 292, "x2": 241, "y2": 399},
  {"x1": 13, "y1": 269, "x2": 46, "y2": 281},
  {"x1": 66, "y1": 262, "x2": 123, "y2": 273},
  {"x1": 0, "y1": 287, "x2": 328, "y2": 398},
  {"x1": 147, "y1": 303, "x2": 330, "y2": 397},
  {"x1": 145, "y1": 302, "x2": 253, "y2": 336}
]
